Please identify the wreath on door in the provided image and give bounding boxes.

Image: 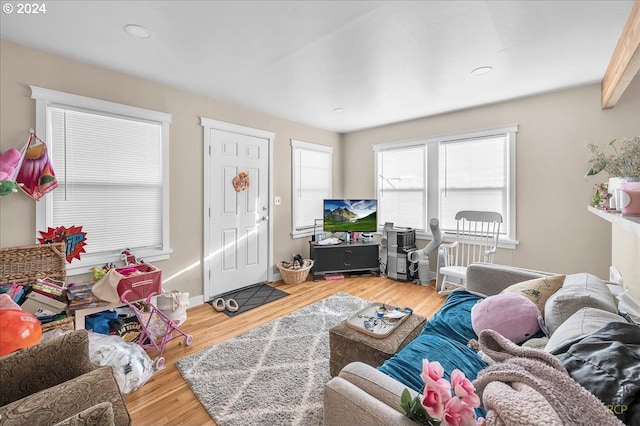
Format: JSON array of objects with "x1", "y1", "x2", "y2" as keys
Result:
[{"x1": 233, "y1": 171, "x2": 250, "y2": 192}]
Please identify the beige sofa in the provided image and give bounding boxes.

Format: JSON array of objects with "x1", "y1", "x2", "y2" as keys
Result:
[
  {"x1": 0, "y1": 329, "x2": 131, "y2": 426},
  {"x1": 324, "y1": 263, "x2": 632, "y2": 426}
]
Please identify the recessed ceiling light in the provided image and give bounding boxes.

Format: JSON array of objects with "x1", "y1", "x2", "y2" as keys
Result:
[
  {"x1": 124, "y1": 24, "x2": 152, "y2": 39},
  {"x1": 471, "y1": 66, "x2": 493, "y2": 75},
  {"x1": 333, "y1": 108, "x2": 344, "y2": 113}
]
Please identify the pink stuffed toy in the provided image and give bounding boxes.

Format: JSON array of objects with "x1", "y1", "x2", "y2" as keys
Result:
[
  {"x1": 0, "y1": 148, "x2": 22, "y2": 181},
  {"x1": 0, "y1": 148, "x2": 23, "y2": 196},
  {"x1": 471, "y1": 293, "x2": 544, "y2": 344}
]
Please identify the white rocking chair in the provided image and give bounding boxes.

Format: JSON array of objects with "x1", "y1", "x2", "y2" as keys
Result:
[{"x1": 436, "y1": 210, "x2": 502, "y2": 294}]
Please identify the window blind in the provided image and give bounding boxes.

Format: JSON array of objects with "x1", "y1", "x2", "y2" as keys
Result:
[
  {"x1": 377, "y1": 145, "x2": 427, "y2": 230},
  {"x1": 50, "y1": 107, "x2": 164, "y2": 255},
  {"x1": 292, "y1": 141, "x2": 332, "y2": 234},
  {"x1": 439, "y1": 136, "x2": 507, "y2": 231}
]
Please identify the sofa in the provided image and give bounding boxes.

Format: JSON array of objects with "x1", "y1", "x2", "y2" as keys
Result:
[
  {"x1": 0, "y1": 329, "x2": 131, "y2": 426},
  {"x1": 324, "y1": 263, "x2": 640, "y2": 425}
]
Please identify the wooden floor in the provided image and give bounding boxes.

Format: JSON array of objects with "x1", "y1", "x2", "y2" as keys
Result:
[{"x1": 124, "y1": 275, "x2": 446, "y2": 425}]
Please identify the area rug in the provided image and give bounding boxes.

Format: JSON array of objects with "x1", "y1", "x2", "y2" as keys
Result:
[
  {"x1": 176, "y1": 292, "x2": 370, "y2": 425},
  {"x1": 208, "y1": 283, "x2": 289, "y2": 317}
]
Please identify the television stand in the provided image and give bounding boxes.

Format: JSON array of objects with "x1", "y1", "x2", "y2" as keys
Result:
[{"x1": 309, "y1": 240, "x2": 380, "y2": 281}]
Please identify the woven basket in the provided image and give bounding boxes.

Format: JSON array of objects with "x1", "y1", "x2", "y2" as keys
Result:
[
  {"x1": 277, "y1": 259, "x2": 314, "y2": 284},
  {"x1": 0, "y1": 242, "x2": 66, "y2": 285},
  {"x1": 0, "y1": 243, "x2": 71, "y2": 332}
]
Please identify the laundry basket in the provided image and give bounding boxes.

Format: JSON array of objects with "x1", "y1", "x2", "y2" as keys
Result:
[{"x1": 277, "y1": 259, "x2": 314, "y2": 284}]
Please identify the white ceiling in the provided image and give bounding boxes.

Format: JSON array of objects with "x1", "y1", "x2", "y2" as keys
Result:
[{"x1": 0, "y1": 1, "x2": 634, "y2": 133}]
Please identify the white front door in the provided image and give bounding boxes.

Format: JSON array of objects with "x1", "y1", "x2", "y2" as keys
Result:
[{"x1": 202, "y1": 118, "x2": 273, "y2": 300}]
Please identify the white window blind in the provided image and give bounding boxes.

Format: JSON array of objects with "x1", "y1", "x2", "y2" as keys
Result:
[
  {"x1": 373, "y1": 125, "x2": 517, "y2": 245},
  {"x1": 376, "y1": 145, "x2": 427, "y2": 230},
  {"x1": 291, "y1": 140, "x2": 332, "y2": 237},
  {"x1": 50, "y1": 108, "x2": 163, "y2": 252},
  {"x1": 439, "y1": 136, "x2": 508, "y2": 231},
  {"x1": 31, "y1": 86, "x2": 172, "y2": 275}
]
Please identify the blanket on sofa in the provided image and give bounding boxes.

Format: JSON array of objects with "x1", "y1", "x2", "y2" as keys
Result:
[
  {"x1": 551, "y1": 322, "x2": 640, "y2": 426},
  {"x1": 474, "y1": 330, "x2": 624, "y2": 426}
]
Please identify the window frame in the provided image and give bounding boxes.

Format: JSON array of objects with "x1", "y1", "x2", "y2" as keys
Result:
[
  {"x1": 373, "y1": 124, "x2": 518, "y2": 248},
  {"x1": 290, "y1": 139, "x2": 333, "y2": 238},
  {"x1": 31, "y1": 85, "x2": 172, "y2": 275}
]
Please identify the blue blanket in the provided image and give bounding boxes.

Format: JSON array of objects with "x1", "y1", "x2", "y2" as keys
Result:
[{"x1": 378, "y1": 290, "x2": 487, "y2": 394}]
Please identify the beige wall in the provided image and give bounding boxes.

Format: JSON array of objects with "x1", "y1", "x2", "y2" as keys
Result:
[
  {"x1": 343, "y1": 79, "x2": 640, "y2": 287},
  {"x1": 0, "y1": 40, "x2": 342, "y2": 299},
  {"x1": 2, "y1": 40, "x2": 639, "y2": 299}
]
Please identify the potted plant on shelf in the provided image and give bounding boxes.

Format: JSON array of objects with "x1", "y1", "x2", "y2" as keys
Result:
[{"x1": 586, "y1": 136, "x2": 640, "y2": 215}]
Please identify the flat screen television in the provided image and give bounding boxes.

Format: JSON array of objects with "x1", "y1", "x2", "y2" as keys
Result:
[{"x1": 323, "y1": 199, "x2": 377, "y2": 233}]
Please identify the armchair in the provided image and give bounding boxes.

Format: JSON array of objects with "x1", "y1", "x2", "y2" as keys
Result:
[{"x1": 0, "y1": 330, "x2": 131, "y2": 426}]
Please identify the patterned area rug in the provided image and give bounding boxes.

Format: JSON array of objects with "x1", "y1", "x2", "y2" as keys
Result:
[
  {"x1": 208, "y1": 283, "x2": 289, "y2": 317},
  {"x1": 176, "y1": 292, "x2": 370, "y2": 426}
]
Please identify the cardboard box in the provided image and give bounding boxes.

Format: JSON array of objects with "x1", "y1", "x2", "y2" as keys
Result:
[{"x1": 21, "y1": 291, "x2": 67, "y2": 315}]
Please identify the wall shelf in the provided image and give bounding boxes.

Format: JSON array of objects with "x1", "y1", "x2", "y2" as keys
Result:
[{"x1": 587, "y1": 205, "x2": 640, "y2": 236}]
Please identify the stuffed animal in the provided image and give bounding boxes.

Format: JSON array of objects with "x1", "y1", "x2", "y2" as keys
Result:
[
  {"x1": 471, "y1": 293, "x2": 544, "y2": 344},
  {"x1": 0, "y1": 148, "x2": 22, "y2": 196}
]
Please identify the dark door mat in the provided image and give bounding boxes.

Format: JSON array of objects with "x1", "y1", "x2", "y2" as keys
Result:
[{"x1": 207, "y1": 282, "x2": 289, "y2": 317}]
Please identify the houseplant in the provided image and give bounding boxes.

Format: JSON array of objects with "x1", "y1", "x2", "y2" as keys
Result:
[
  {"x1": 585, "y1": 136, "x2": 640, "y2": 181},
  {"x1": 586, "y1": 136, "x2": 640, "y2": 215}
]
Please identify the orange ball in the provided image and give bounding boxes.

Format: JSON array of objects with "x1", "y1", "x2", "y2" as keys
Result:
[{"x1": 0, "y1": 309, "x2": 42, "y2": 357}]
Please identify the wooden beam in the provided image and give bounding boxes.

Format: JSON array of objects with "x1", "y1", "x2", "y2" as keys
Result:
[{"x1": 602, "y1": 0, "x2": 640, "y2": 109}]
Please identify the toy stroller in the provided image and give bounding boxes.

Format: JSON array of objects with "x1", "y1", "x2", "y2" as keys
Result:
[{"x1": 120, "y1": 289, "x2": 193, "y2": 370}]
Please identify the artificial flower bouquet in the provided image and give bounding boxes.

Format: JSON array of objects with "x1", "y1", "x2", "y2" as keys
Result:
[{"x1": 401, "y1": 359, "x2": 484, "y2": 426}]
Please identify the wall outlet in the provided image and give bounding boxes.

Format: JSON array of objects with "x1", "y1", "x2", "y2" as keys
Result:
[{"x1": 274, "y1": 196, "x2": 281, "y2": 206}]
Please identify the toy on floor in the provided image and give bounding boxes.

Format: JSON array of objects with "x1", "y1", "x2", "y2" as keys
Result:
[
  {"x1": 120, "y1": 289, "x2": 193, "y2": 370},
  {"x1": 0, "y1": 308, "x2": 42, "y2": 356}
]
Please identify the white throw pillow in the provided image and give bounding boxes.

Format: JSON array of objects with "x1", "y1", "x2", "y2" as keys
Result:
[
  {"x1": 544, "y1": 273, "x2": 617, "y2": 336},
  {"x1": 544, "y1": 307, "x2": 626, "y2": 353}
]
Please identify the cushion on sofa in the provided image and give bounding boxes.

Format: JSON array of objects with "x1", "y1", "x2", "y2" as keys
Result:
[
  {"x1": 544, "y1": 273, "x2": 618, "y2": 335},
  {"x1": 53, "y1": 402, "x2": 115, "y2": 426},
  {"x1": 544, "y1": 307, "x2": 627, "y2": 353},
  {"x1": 0, "y1": 329, "x2": 94, "y2": 406},
  {"x1": 500, "y1": 275, "x2": 565, "y2": 313}
]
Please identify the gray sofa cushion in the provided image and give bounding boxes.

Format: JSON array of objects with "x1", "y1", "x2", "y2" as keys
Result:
[
  {"x1": 544, "y1": 307, "x2": 627, "y2": 353},
  {"x1": 544, "y1": 273, "x2": 618, "y2": 335}
]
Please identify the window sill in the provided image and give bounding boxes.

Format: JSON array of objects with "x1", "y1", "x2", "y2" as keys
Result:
[
  {"x1": 64, "y1": 248, "x2": 173, "y2": 276},
  {"x1": 414, "y1": 230, "x2": 518, "y2": 250}
]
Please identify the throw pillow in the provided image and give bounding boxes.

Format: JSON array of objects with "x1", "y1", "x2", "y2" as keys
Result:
[
  {"x1": 544, "y1": 273, "x2": 618, "y2": 336},
  {"x1": 500, "y1": 275, "x2": 565, "y2": 314},
  {"x1": 471, "y1": 293, "x2": 542, "y2": 344},
  {"x1": 544, "y1": 307, "x2": 627, "y2": 353}
]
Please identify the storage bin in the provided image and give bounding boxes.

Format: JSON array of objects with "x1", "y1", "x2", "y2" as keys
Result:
[{"x1": 116, "y1": 263, "x2": 162, "y2": 301}]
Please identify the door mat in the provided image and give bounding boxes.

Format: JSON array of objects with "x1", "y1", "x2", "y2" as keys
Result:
[{"x1": 207, "y1": 283, "x2": 289, "y2": 317}]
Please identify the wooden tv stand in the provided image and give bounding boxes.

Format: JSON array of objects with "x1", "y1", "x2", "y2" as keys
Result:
[{"x1": 309, "y1": 240, "x2": 380, "y2": 281}]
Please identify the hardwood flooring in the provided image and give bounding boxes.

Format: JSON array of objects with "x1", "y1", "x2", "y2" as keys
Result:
[{"x1": 124, "y1": 275, "x2": 446, "y2": 425}]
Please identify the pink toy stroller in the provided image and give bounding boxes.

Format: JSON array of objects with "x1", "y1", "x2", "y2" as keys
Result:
[{"x1": 120, "y1": 289, "x2": 193, "y2": 370}]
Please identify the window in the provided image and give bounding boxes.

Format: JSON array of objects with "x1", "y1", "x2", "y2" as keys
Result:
[
  {"x1": 291, "y1": 139, "x2": 333, "y2": 238},
  {"x1": 31, "y1": 86, "x2": 172, "y2": 275},
  {"x1": 374, "y1": 125, "x2": 517, "y2": 246}
]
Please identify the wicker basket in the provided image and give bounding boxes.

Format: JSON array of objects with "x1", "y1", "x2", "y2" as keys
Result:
[
  {"x1": 277, "y1": 259, "x2": 314, "y2": 284},
  {"x1": 0, "y1": 242, "x2": 66, "y2": 285},
  {"x1": 0, "y1": 243, "x2": 70, "y2": 331}
]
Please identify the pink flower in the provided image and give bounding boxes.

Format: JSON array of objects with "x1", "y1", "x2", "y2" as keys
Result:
[
  {"x1": 442, "y1": 396, "x2": 477, "y2": 426},
  {"x1": 421, "y1": 359, "x2": 444, "y2": 381},
  {"x1": 420, "y1": 360, "x2": 452, "y2": 419},
  {"x1": 450, "y1": 369, "x2": 481, "y2": 408}
]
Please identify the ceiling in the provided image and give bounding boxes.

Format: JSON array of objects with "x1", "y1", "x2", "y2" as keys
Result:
[{"x1": 0, "y1": 1, "x2": 635, "y2": 133}]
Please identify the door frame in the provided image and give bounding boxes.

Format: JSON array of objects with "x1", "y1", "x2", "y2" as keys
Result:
[{"x1": 201, "y1": 117, "x2": 275, "y2": 302}]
